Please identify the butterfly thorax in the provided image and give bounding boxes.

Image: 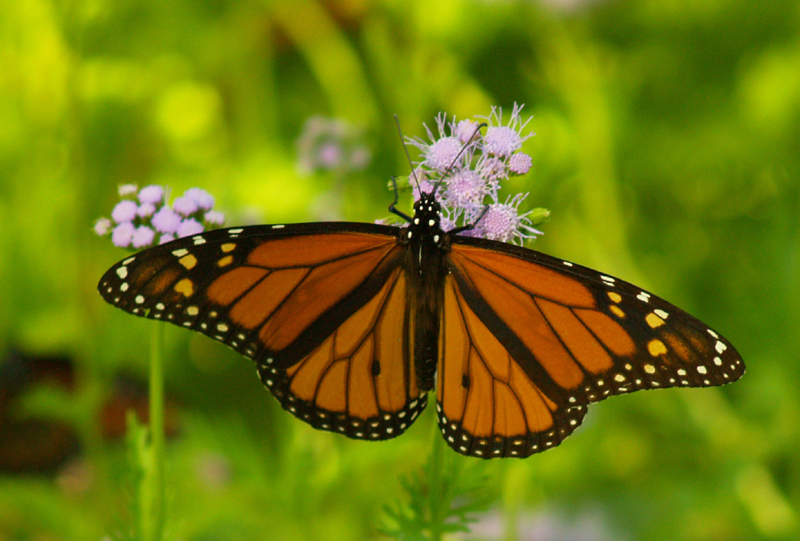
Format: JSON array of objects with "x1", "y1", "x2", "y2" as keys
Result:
[{"x1": 400, "y1": 193, "x2": 449, "y2": 391}]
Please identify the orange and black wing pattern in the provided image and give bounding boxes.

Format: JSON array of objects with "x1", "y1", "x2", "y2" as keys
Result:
[
  {"x1": 98, "y1": 223, "x2": 426, "y2": 439},
  {"x1": 438, "y1": 238, "x2": 745, "y2": 458}
]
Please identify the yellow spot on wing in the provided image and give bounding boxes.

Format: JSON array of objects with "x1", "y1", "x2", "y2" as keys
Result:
[
  {"x1": 646, "y1": 312, "x2": 665, "y2": 329},
  {"x1": 648, "y1": 339, "x2": 667, "y2": 357},
  {"x1": 179, "y1": 254, "x2": 197, "y2": 270},
  {"x1": 217, "y1": 255, "x2": 234, "y2": 267},
  {"x1": 221, "y1": 243, "x2": 236, "y2": 253},
  {"x1": 174, "y1": 278, "x2": 195, "y2": 297},
  {"x1": 610, "y1": 305, "x2": 625, "y2": 318},
  {"x1": 607, "y1": 292, "x2": 622, "y2": 303},
  {"x1": 644, "y1": 364, "x2": 656, "y2": 374}
]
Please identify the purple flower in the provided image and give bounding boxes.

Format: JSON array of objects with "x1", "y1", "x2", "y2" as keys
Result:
[
  {"x1": 509, "y1": 152, "x2": 532, "y2": 175},
  {"x1": 318, "y1": 142, "x2": 342, "y2": 169},
  {"x1": 94, "y1": 218, "x2": 112, "y2": 236},
  {"x1": 185, "y1": 188, "x2": 214, "y2": 210},
  {"x1": 477, "y1": 156, "x2": 507, "y2": 182},
  {"x1": 455, "y1": 119, "x2": 480, "y2": 144},
  {"x1": 176, "y1": 218, "x2": 204, "y2": 238},
  {"x1": 424, "y1": 136, "x2": 462, "y2": 171},
  {"x1": 131, "y1": 226, "x2": 156, "y2": 248},
  {"x1": 111, "y1": 200, "x2": 138, "y2": 223},
  {"x1": 204, "y1": 210, "x2": 225, "y2": 226},
  {"x1": 151, "y1": 207, "x2": 182, "y2": 233},
  {"x1": 402, "y1": 104, "x2": 542, "y2": 244},
  {"x1": 484, "y1": 126, "x2": 522, "y2": 157},
  {"x1": 173, "y1": 196, "x2": 198, "y2": 216},
  {"x1": 138, "y1": 202, "x2": 156, "y2": 218},
  {"x1": 296, "y1": 116, "x2": 371, "y2": 175},
  {"x1": 111, "y1": 222, "x2": 136, "y2": 248},
  {"x1": 446, "y1": 169, "x2": 490, "y2": 207},
  {"x1": 98, "y1": 183, "x2": 224, "y2": 252},
  {"x1": 473, "y1": 194, "x2": 543, "y2": 244},
  {"x1": 138, "y1": 185, "x2": 164, "y2": 205},
  {"x1": 118, "y1": 184, "x2": 138, "y2": 197}
]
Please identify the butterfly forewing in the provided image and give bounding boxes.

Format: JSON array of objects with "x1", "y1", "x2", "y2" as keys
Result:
[{"x1": 98, "y1": 223, "x2": 426, "y2": 437}]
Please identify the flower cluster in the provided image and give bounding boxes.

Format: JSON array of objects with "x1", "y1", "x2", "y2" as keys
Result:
[
  {"x1": 296, "y1": 116, "x2": 371, "y2": 176},
  {"x1": 406, "y1": 104, "x2": 548, "y2": 244},
  {"x1": 95, "y1": 185, "x2": 224, "y2": 249}
]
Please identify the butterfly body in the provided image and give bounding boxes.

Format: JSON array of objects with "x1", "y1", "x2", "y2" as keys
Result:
[
  {"x1": 99, "y1": 191, "x2": 744, "y2": 458},
  {"x1": 401, "y1": 193, "x2": 449, "y2": 392}
]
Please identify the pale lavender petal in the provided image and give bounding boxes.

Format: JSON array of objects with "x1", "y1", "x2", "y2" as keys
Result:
[
  {"x1": 138, "y1": 202, "x2": 156, "y2": 218},
  {"x1": 131, "y1": 226, "x2": 156, "y2": 248},
  {"x1": 94, "y1": 218, "x2": 112, "y2": 236},
  {"x1": 159, "y1": 233, "x2": 175, "y2": 244},
  {"x1": 111, "y1": 200, "x2": 138, "y2": 223},
  {"x1": 425, "y1": 136, "x2": 462, "y2": 171},
  {"x1": 111, "y1": 222, "x2": 136, "y2": 248},
  {"x1": 176, "y1": 218, "x2": 204, "y2": 238},
  {"x1": 184, "y1": 188, "x2": 214, "y2": 210},
  {"x1": 173, "y1": 196, "x2": 198, "y2": 216},
  {"x1": 484, "y1": 126, "x2": 522, "y2": 157},
  {"x1": 204, "y1": 210, "x2": 225, "y2": 226},
  {"x1": 118, "y1": 184, "x2": 138, "y2": 197},
  {"x1": 151, "y1": 207, "x2": 182, "y2": 233},
  {"x1": 138, "y1": 185, "x2": 164, "y2": 205},
  {"x1": 509, "y1": 152, "x2": 532, "y2": 175}
]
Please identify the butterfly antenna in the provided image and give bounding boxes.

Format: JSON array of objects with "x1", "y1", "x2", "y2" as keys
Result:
[
  {"x1": 394, "y1": 115, "x2": 422, "y2": 200},
  {"x1": 432, "y1": 122, "x2": 487, "y2": 196}
]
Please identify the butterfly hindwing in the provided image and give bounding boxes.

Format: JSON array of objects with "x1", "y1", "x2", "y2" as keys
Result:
[
  {"x1": 437, "y1": 275, "x2": 588, "y2": 458},
  {"x1": 99, "y1": 223, "x2": 427, "y2": 437},
  {"x1": 259, "y1": 267, "x2": 426, "y2": 439}
]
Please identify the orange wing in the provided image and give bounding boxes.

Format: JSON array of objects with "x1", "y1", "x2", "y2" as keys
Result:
[
  {"x1": 98, "y1": 224, "x2": 425, "y2": 438},
  {"x1": 439, "y1": 239, "x2": 745, "y2": 458}
]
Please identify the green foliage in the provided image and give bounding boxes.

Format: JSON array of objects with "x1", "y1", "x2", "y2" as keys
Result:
[
  {"x1": 381, "y1": 433, "x2": 497, "y2": 540},
  {"x1": 1, "y1": 0, "x2": 799, "y2": 540}
]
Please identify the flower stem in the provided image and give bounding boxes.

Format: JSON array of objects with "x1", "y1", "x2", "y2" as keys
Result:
[{"x1": 148, "y1": 323, "x2": 166, "y2": 541}]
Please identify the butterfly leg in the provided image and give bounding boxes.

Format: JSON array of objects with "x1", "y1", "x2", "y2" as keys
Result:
[
  {"x1": 448, "y1": 206, "x2": 489, "y2": 235},
  {"x1": 388, "y1": 176, "x2": 413, "y2": 222}
]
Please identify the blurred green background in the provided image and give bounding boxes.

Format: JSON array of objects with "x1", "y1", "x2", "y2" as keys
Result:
[{"x1": 1, "y1": 0, "x2": 797, "y2": 539}]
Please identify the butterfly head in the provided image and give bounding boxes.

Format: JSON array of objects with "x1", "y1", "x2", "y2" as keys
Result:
[{"x1": 406, "y1": 192, "x2": 445, "y2": 246}]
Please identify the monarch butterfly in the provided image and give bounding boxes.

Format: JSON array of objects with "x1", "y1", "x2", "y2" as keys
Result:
[{"x1": 98, "y1": 180, "x2": 744, "y2": 458}]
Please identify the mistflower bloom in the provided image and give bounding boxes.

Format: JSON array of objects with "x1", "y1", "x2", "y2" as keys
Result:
[
  {"x1": 204, "y1": 210, "x2": 224, "y2": 226},
  {"x1": 111, "y1": 222, "x2": 136, "y2": 248},
  {"x1": 172, "y1": 196, "x2": 199, "y2": 216},
  {"x1": 118, "y1": 184, "x2": 138, "y2": 197},
  {"x1": 138, "y1": 185, "x2": 164, "y2": 205},
  {"x1": 131, "y1": 226, "x2": 156, "y2": 248},
  {"x1": 152, "y1": 207, "x2": 182, "y2": 233},
  {"x1": 401, "y1": 103, "x2": 543, "y2": 244},
  {"x1": 509, "y1": 152, "x2": 532, "y2": 175},
  {"x1": 138, "y1": 203, "x2": 156, "y2": 218},
  {"x1": 185, "y1": 187, "x2": 214, "y2": 210},
  {"x1": 455, "y1": 119, "x2": 480, "y2": 144},
  {"x1": 96, "y1": 184, "x2": 225, "y2": 251},
  {"x1": 111, "y1": 200, "x2": 138, "y2": 223},
  {"x1": 296, "y1": 116, "x2": 371, "y2": 176},
  {"x1": 446, "y1": 169, "x2": 491, "y2": 207},
  {"x1": 94, "y1": 218, "x2": 112, "y2": 236},
  {"x1": 472, "y1": 194, "x2": 544, "y2": 244},
  {"x1": 177, "y1": 218, "x2": 203, "y2": 238}
]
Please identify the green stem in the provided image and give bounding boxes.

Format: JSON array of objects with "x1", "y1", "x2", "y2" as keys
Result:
[{"x1": 148, "y1": 323, "x2": 166, "y2": 541}]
